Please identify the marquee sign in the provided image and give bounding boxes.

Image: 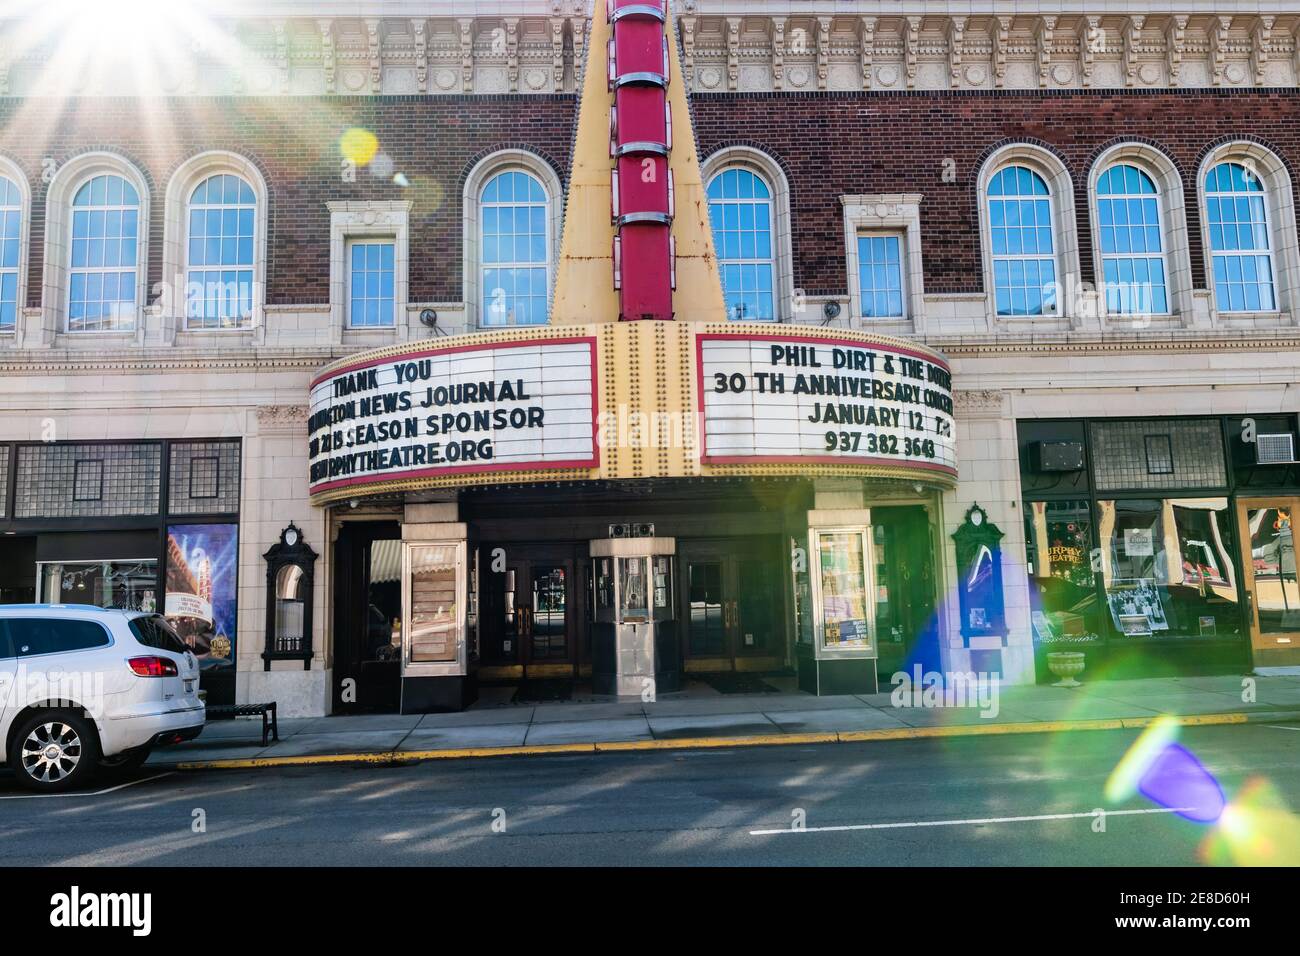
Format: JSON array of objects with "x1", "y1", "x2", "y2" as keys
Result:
[
  {"x1": 308, "y1": 337, "x2": 598, "y2": 497},
  {"x1": 697, "y1": 332, "x2": 957, "y2": 478}
]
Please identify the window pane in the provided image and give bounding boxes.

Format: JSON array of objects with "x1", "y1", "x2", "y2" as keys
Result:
[
  {"x1": 708, "y1": 167, "x2": 777, "y2": 321},
  {"x1": 185, "y1": 174, "x2": 257, "y2": 329}
]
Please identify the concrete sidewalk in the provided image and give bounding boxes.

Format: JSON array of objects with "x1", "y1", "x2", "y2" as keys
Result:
[{"x1": 151, "y1": 672, "x2": 1300, "y2": 769}]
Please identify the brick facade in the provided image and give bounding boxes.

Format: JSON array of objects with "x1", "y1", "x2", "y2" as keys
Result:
[
  {"x1": 0, "y1": 95, "x2": 575, "y2": 309},
  {"x1": 691, "y1": 89, "x2": 1300, "y2": 296},
  {"x1": 2, "y1": 88, "x2": 1297, "y2": 310}
]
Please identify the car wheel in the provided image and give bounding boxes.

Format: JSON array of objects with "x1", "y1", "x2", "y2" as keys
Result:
[
  {"x1": 10, "y1": 711, "x2": 101, "y2": 793},
  {"x1": 98, "y1": 748, "x2": 151, "y2": 778}
]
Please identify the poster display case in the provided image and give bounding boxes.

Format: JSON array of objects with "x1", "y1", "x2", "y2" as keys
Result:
[
  {"x1": 808, "y1": 527, "x2": 878, "y2": 659},
  {"x1": 400, "y1": 539, "x2": 477, "y2": 712}
]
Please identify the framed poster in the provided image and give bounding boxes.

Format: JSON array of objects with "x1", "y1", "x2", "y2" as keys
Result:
[{"x1": 166, "y1": 523, "x2": 239, "y2": 672}]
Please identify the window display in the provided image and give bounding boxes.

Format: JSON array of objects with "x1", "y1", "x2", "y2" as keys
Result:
[
  {"x1": 40, "y1": 559, "x2": 157, "y2": 611},
  {"x1": 1024, "y1": 499, "x2": 1102, "y2": 645},
  {"x1": 815, "y1": 529, "x2": 874, "y2": 652},
  {"x1": 1097, "y1": 498, "x2": 1239, "y2": 639}
]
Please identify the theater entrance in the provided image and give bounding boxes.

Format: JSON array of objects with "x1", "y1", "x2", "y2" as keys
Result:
[
  {"x1": 871, "y1": 505, "x2": 941, "y2": 680},
  {"x1": 332, "y1": 521, "x2": 403, "y2": 713},
  {"x1": 479, "y1": 544, "x2": 585, "y2": 680},
  {"x1": 679, "y1": 537, "x2": 786, "y2": 674}
]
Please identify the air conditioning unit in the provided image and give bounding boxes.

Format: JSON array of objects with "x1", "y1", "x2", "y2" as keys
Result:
[
  {"x1": 1256, "y1": 433, "x2": 1297, "y2": 465},
  {"x1": 1035, "y1": 440, "x2": 1085, "y2": 473}
]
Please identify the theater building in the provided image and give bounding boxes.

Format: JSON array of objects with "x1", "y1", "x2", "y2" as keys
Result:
[{"x1": 0, "y1": 1, "x2": 1298, "y2": 715}]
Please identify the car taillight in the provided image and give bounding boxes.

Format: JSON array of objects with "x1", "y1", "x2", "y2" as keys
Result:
[{"x1": 128, "y1": 656, "x2": 178, "y2": 677}]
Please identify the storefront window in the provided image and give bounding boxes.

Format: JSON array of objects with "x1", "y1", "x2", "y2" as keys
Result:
[
  {"x1": 1024, "y1": 500, "x2": 1102, "y2": 644},
  {"x1": 40, "y1": 559, "x2": 157, "y2": 611},
  {"x1": 1097, "y1": 498, "x2": 1239, "y2": 639},
  {"x1": 816, "y1": 530, "x2": 873, "y2": 651}
]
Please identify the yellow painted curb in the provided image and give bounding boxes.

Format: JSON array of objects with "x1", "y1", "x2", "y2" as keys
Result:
[{"x1": 168, "y1": 710, "x2": 1276, "y2": 772}]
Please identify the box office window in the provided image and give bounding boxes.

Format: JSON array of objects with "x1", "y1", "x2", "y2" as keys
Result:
[
  {"x1": 15, "y1": 443, "x2": 161, "y2": 518},
  {"x1": 169, "y1": 441, "x2": 240, "y2": 514},
  {"x1": 1090, "y1": 419, "x2": 1227, "y2": 491},
  {"x1": 1096, "y1": 498, "x2": 1240, "y2": 640}
]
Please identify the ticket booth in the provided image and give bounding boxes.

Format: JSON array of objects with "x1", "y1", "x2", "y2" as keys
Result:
[{"x1": 589, "y1": 537, "x2": 679, "y2": 696}]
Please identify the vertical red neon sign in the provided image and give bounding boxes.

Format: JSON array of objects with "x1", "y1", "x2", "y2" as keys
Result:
[{"x1": 608, "y1": 0, "x2": 675, "y2": 321}]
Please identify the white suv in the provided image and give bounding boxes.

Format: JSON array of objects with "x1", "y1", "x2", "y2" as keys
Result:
[{"x1": 0, "y1": 605, "x2": 205, "y2": 792}]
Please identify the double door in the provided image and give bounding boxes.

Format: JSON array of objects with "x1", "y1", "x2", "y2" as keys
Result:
[
  {"x1": 480, "y1": 547, "x2": 580, "y2": 677},
  {"x1": 679, "y1": 538, "x2": 783, "y2": 672},
  {"x1": 1237, "y1": 497, "x2": 1300, "y2": 662}
]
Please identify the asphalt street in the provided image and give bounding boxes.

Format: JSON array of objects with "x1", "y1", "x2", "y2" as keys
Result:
[{"x1": 1, "y1": 722, "x2": 1297, "y2": 866}]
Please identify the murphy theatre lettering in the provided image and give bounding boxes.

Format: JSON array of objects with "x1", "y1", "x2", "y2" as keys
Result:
[
  {"x1": 308, "y1": 338, "x2": 598, "y2": 494},
  {"x1": 698, "y1": 333, "x2": 957, "y2": 477}
]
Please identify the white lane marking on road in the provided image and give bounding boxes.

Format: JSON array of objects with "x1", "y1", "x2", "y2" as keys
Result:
[
  {"x1": 0, "y1": 772, "x2": 175, "y2": 800},
  {"x1": 749, "y1": 806, "x2": 1193, "y2": 836},
  {"x1": 1265, "y1": 725, "x2": 1300, "y2": 731}
]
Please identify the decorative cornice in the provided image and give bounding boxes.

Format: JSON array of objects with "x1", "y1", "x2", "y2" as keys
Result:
[{"x1": 1, "y1": 10, "x2": 1297, "y2": 97}]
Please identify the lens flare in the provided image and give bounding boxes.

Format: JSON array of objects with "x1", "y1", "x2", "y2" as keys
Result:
[
  {"x1": 1104, "y1": 715, "x2": 1180, "y2": 802},
  {"x1": 339, "y1": 128, "x2": 380, "y2": 167},
  {"x1": 1201, "y1": 779, "x2": 1300, "y2": 866},
  {"x1": 1136, "y1": 743, "x2": 1225, "y2": 823},
  {"x1": 1106, "y1": 716, "x2": 1224, "y2": 823}
]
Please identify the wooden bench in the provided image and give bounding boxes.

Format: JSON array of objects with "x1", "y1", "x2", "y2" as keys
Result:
[{"x1": 205, "y1": 702, "x2": 280, "y2": 747}]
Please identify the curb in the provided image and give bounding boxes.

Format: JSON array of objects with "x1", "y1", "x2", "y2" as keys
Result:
[{"x1": 164, "y1": 709, "x2": 1300, "y2": 772}]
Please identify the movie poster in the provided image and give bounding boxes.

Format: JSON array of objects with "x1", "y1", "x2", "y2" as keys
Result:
[{"x1": 165, "y1": 523, "x2": 239, "y2": 671}]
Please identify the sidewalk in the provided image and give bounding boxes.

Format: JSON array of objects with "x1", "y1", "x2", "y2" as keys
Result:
[{"x1": 152, "y1": 672, "x2": 1300, "y2": 770}]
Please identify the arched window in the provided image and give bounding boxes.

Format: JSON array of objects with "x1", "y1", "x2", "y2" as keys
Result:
[
  {"x1": 1095, "y1": 164, "x2": 1170, "y2": 315},
  {"x1": 480, "y1": 170, "x2": 550, "y2": 327},
  {"x1": 68, "y1": 174, "x2": 140, "y2": 333},
  {"x1": 987, "y1": 165, "x2": 1058, "y2": 316},
  {"x1": 186, "y1": 173, "x2": 256, "y2": 329},
  {"x1": 0, "y1": 174, "x2": 21, "y2": 331},
  {"x1": 1204, "y1": 161, "x2": 1276, "y2": 313},
  {"x1": 707, "y1": 167, "x2": 776, "y2": 322}
]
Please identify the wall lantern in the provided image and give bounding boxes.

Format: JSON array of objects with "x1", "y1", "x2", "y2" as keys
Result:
[{"x1": 263, "y1": 522, "x2": 318, "y2": 670}]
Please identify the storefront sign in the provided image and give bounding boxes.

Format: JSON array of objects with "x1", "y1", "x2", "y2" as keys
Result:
[
  {"x1": 697, "y1": 333, "x2": 957, "y2": 477},
  {"x1": 309, "y1": 338, "x2": 599, "y2": 496}
]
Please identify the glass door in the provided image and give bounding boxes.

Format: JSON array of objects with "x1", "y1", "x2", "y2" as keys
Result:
[
  {"x1": 684, "y1": 558, "x2": 727, "y2": 661},
  {"x1": 1238, "y1": 498, "x2": 1300, "y2": 654},
  {"x1": 530, "y1": 564, "x2": 569, "y2": 661}
]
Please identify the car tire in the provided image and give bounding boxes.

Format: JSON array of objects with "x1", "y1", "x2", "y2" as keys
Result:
[
  {"x1": 9, "y1": 710, "x2": 102, "y2": 793},
  {"x1": 98, "y1": 748, "x2": 152, "y2": 778}
]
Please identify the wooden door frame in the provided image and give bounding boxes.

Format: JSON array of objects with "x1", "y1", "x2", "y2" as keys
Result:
[{"x1": 1236, "y1": 496, "x2": 1300, "y2": 654}]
